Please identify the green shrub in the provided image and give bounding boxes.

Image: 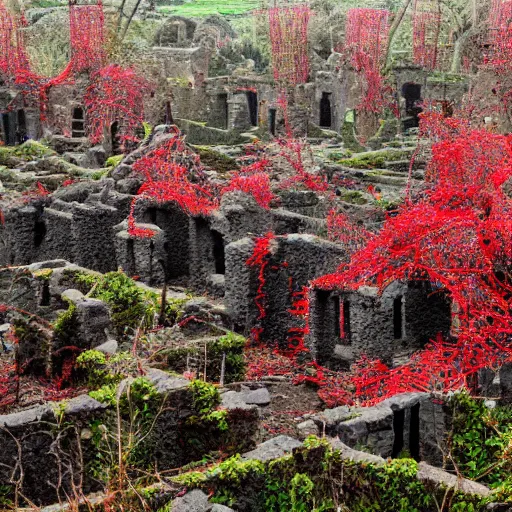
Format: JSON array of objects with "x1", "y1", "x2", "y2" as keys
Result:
[
  {"x1": 74, "y1": 270, "x2": 156, "y2": 338},
  {"x1": 76, "y1": 349, "x2": 137, "y2": 389}
]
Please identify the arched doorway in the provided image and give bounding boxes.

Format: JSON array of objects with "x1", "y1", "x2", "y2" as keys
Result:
[
  {"x1": 319, "y1": 92, "x2": 332, "y2": 128},
  {"x1": 401, "y1": 82, "x2": 423, "y2": 129},
  {"x1": 246, "y1": 91, "x2": 258, "y2": 127}
]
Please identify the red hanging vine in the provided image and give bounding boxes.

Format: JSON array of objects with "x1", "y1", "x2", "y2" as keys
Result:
[{"x1": 267, "y1": 4, "x2": 311, "y2": 87}]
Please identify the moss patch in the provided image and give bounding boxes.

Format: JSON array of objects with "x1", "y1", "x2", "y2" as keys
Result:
[{"x1": 192, "y1": 146, "x2": 239, "y2": 174}]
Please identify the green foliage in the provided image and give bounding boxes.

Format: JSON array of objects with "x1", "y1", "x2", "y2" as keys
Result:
[
  {"x1": 210, "y1": 332, "x2": 246, "y2": 382},
  {"x1": 89, "y1": 383, "x2": 119, "y2": 406},
  {"x1": 143, "y1": 122, "x2": 152, "y2": 142},
  {"x1": 74, "y1": 270, "x2": 157, "y2": 338},
  {"x1": 0, "y1": 485, "x2": 13, "y2": 508},
  {"x1": 175, "y1": 436, "x2": 491, "y2": 512},
  {"x1": 53, "y1": 299, "x2": 77, "y2": 344},
  {"x1": 86, "y1": 378, "x2": 163, "y2": 483},
  {"x1": 190, "y1": 379, "x2": 221, "y2": 413},
  {"x1": 0, "y1": 140, "x2": 56, "y2": 166},
  {"x1": 157, "y1": 0, "x2": 259, "y2": 17},
  {"x1": 76, "y1": 349, "x2": 137, "y2": 389},
  {"x1": 188, "y1": 380, "x2": 228, "y2": 431},
  {"x1": 449, "y1": 391, "x2": 512, "y2": 488},
  {"x1": 118, "y1": 377, "x2": 161, "y2": 417},
  {"x1": 166, "y1": 331, "x2": 246, "y2": 383}
]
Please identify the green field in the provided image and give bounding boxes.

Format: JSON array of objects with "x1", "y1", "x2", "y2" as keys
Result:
[{"x1": 157, "y1": 0, "x2": 261, "y2": 17}]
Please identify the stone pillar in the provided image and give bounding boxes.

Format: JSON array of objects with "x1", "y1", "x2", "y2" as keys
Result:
[{"x1": 72, "y1": 203, "x2": 119, "y2": 273}]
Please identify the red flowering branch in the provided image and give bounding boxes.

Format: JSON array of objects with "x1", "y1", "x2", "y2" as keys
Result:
[{"x1": 84, "y1": 64, "x2": 152, "y2": 145}]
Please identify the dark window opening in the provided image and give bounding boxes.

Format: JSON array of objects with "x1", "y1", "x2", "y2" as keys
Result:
[
  {"x1": 319, "y1": 92, "x2": 332, "y2": 128},
  {"x1": 211, "y1": 94, "x2": 229, "y2": 130},
  {"x1": 111, "y1": 121, "x2": 122, "y2": 154},
  {"x1": 409, "y1": 403, "x2": 420, "y2": 460},
  {"x1": 148, "y1": 208, "x2": 158, "y2": 224},
  {"x1": 34, "y1": 220, "x2": 46, "y2": 248},
  {"x1": 391, "y1": 409, "x2": 405, "y2": 458},
  {"x1": 401, "y1": 82, "x2": 422, "y2": 129},
  {"x1": 393, "y1": 295, "x2": 403, "y2": 339},
  {"x1": 2, "y1": 113, "x2": 14, "y2": 146},
  {"x1": 72, "y1": 107, "x2": 85, "y2": 138},
  {"x1": 246, "y1": 91, "x2": 258, "y2": 126},
  {"x1": 212, "y1": 230, "x2": 225, "y2": 275},
  {"x1": 40, "y1": 282, "x2": 51, "y2": 306},
  {"x1": 17, "y1": 110, "x2": 27, "y2": 143},
  {"x1": 269, "y1": 108, "x2": 276, "y2": 136},
  {"x1": 333, "y1": 295, "x2": 340, "y2": 338},
  {"x1": 343, "y1": 300, "x2": 351, "y2": 343}
]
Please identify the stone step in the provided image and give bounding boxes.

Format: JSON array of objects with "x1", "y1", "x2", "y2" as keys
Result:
[{"x1": 384, "y1": 159, "x2": 425, "y2": 173}]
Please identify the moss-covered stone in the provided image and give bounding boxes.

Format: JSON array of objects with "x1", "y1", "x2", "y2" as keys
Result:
[
  {"x1": 173, "y1": 437, "x2": 492, "y2": 512},
  {"x1": 192, "y1": 145, "x2": 239, "y2": 174},
  {"x1": 339, "y1": 148, "x2": 413, "y2": 169},
  {"x1": 339, "y1": 189, "x2": 368, "y2": 205}
]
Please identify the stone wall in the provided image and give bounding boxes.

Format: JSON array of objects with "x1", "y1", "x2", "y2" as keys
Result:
[
  {"x1": 307, "y1": 281, "x2": 452, "y2": 369},
  {"x1": 225, "y1": 233, "x2": 346, "y2": 345},
  {"x1": 0, "y1": 370, "x2": 259, "y2": 506},
  {"x1": 311, "y1": 393, "x2": 450, "y2": 466}
]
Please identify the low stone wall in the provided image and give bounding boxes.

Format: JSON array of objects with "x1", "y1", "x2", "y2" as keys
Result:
[
  {"x1": 172, "y1": 435, "x2": 496, "y2": 512},
  {"x1": 0, "y1": 369, "x2": 259, "y2": 506},
  {"x1": 307, "y1": 393, "x2": 451, "y2": 465}
]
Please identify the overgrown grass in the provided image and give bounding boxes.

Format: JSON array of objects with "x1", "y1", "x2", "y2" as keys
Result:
[{"x1": 157, "y1": 0, "x2": 260, "y2": 17}]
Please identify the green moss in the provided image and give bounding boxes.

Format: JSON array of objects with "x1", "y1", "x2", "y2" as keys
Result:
[
  {"x1": 74, "y1": 270, "x2": 156, "y2": 338},
  {"x1": 32, "y1": 268, "x2": 53, "y2": 281},
  {"x1": 189, "y1": 380, "x2": 228, "y2": 431},
  {"x1": 91, "y1": 169, "x2": 109, "y2": 180},
  {"x1": 339, "y1": 190, "x2": 368, "y2": 205},
  {"x1": 53, "y1": 300, "x2": 77, "y2": 345},
  {"x1": 0, "y1": 166, "x2": 17, "y2": 182},
  {"x1": 340, "y1": 155, "x2": 386, "y2": 169},
  {"x1": 192, "y1": 145, "x2": 239, "y2": 174},
  {"x1": 156, "y1": 0, "x2": 259, "y2": 17},
  {"x1": 105, "y1": 154, "x2": 124, "y2": 168},
  {"x1": 339, "y1": 149, "x2": 413, "y2": 169},
  {"x1": 0, "y1": 140, "x2": 56, "y2": 166},
  {"x1": 172, "y1": 436, "x2": 491, "y2": 512}
]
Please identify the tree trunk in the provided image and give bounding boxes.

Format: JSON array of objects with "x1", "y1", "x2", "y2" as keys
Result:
[
  {"x1": 450, "y1": 30, "x2": 472, "y2": 74},
  {"x1": 383, "y1": 0, "x2": 414, "y2": 73},
  {"x1": 120, "y1": 0, "x2": 144, "y2": 41}
]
